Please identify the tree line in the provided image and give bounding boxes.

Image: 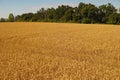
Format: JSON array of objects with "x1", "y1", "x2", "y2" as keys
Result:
[{"x1": 0, "y1": 2, "x2": 120, "y2": 24}]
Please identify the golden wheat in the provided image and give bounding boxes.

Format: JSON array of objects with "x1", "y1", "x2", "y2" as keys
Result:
[{"x1": 0, "y1": 22, "x2": 120, "y2": 80}]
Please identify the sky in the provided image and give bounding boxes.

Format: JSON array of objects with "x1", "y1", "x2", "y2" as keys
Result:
[{"x1": 0, "y1": 0, "x2": 120, "y2": 18}]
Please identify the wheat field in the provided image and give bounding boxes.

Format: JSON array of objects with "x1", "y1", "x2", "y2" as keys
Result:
[{"x1": 0, "y1": 22, "x2": 120, "y2": 80}]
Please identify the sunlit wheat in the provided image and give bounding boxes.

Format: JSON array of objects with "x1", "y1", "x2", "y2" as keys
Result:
[{"x1": 0, "y1": 22, "x2": 119, "y2": 80}]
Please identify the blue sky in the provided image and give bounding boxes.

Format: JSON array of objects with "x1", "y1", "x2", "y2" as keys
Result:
[{"x1": 0, "y1": 0, "x2": 120, "y2": 18}]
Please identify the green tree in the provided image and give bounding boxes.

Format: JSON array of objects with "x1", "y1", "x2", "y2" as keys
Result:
[
  {"x1": 61, "y1": 8, "x2": 74, "y2": 22},
  {"x1": 81, "y1": 3, "x2": 99, "y2": 23},
  {"x1": 8, "y1": 2, "x2": 119, "y2": 24},
  {"x1": 73, "y1": 7, "x2": 82, "y2": 23},
  {"x1": 99, "y1": 3, "x2": 117, "y2": 23},
  {"x1": 15, "y1": 15, "x2": 21, "y2": 21},
  {"x1": 81, "y1": 18, "x2": 91, "y2": 23},
  {"x1": 36, "y1": 8, "x2": 47, "y2": 21},
  {"x1": 46, "y1": 8, "x2": 56, "y2": 21},
  {"x1": 8, "y1": 13, "x2": 14, "y2": 22},
  {"x1": 55, "y1": 5, "x2": 71, "y2": 21},
  {"x1": 73, "y1": 2, "x2": 86, "y2": 23},
  {"x1": 20, "y1": 13, "x2": 33, "y2": 21},
  {"x1": 107, "y1": 13, "x2": 120, "y2": 24},
  {"x1": 0, "y1": 18, "x2": 6, "y2": 22}
]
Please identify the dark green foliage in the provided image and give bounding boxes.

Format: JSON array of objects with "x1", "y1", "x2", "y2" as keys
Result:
[
  {"x1": 0, "y1": 18, "x2": 6, "y2": 22},
  {"x1": 82, "y1": 18, "x2": 91, "y2": 24},
  {"x1": 61, "y1": 8, "x2": 74, "y2": 22},
  {"x1": 46, "y1": 8, "x2": 56, "y2": 21},
  {"x1": 4, "y1": 2, "x2": 119, "y2": 24},
  {"x1": 15, "y1": 15, "x2": 22, "y2": 21},
  {"x1": 107, "y1": 13, "x2": 120, "y2": 24},
  {"x1": 81, "y1": 3, "x2": 99, "y2": 23},
  {"x1": 20, "y1": 13, "x2": 34, "y2": 22},
  {"x1": 73, "y1": 7, "x2": 82, "y2": 23},
  {"x1": 8, "y1": 13, "x2": 14, "y2": 22},
  {"x1": 99, "y1": 3, "x2": 117, "y2": 23}
]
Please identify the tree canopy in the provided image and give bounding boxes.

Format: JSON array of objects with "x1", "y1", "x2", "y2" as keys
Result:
[
  {"x1": 8, "y1": 13, "x2": 14, "y2": 22},
  {"x1": 1, "y1": 2, "x2": 120, "y2": 24}
]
